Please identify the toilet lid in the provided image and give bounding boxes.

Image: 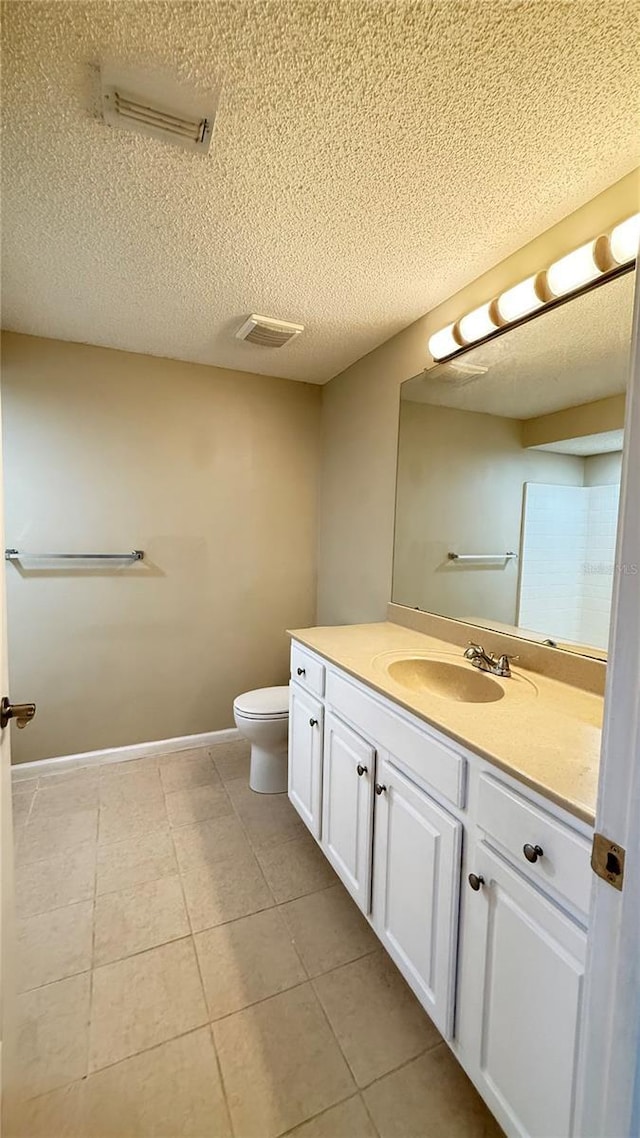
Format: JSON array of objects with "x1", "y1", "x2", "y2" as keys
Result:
[{"x1": 234, "y1": 685, "x2": 290, "y2": 719}]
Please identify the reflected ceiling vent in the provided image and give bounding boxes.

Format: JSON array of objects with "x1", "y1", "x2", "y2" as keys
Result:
[
  {"x1": 235, "y1": 315, "x2": 304, "y2": 348},
  {"x1": 100, "y1": 65, "x2": 218, "y2": 154},
  {"x1": 437, "y1": 360, "x2": 489, "y2": 387}
]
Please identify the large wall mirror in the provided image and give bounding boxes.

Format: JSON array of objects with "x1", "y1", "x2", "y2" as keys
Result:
[{"x1": 392, "y1": 268, "x2": 635, "y2": 659}]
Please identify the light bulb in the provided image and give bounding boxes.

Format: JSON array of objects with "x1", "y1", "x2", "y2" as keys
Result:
[
  {"x1": 428, "y1": 324, "x2": 459, "y2": 360},
  {"x1": 546, "y1": 240, "x2": 603, "y2": 297},
  {"x1": 497, "y1": 276, "x2": 544, "y2": 323},
  {"x1": 609, "y1": 214, "x2": 640, "y2": 265},
  {"x1": 458, "y1": 303, "x2": 497, "y2": 345}
]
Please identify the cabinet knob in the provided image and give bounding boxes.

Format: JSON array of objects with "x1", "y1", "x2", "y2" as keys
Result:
[
  {"x1": 468, "y1": 873, "x2": 485, "y2": 891},
  {"x1": 309, "y1": 718, "x2": 318, "y2": 727},
  {"x1": 523, "y1": 843, "x2": 544, "y2": 863},
  {"x1": 356, "y1": 763, "x2": 368, "y2": 776},
  {"x1": 297, "y1": 667, "x2": 306, "y2": 676},
  {"x1": 375, "y1": 783, "x2": 387, "y2": 795}
]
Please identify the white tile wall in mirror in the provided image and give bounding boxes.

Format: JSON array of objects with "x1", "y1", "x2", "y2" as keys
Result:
[{"x1": 392, "y1": 269, "x2": 635, "y2": 659}]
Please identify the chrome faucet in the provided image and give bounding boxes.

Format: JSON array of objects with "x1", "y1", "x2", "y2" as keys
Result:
[{"x1": 463, "y1": 642, "x2": 516, "y2": 678}]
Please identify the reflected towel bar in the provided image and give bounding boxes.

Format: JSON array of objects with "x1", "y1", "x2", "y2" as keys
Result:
[
  {"x1": 447, "y1": 552, "x2": 517, "y2": 563},
  {"x1": 5, "y1": 549, "x2": 144, "y2": 562}
]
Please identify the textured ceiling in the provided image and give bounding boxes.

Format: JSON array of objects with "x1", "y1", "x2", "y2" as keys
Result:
[
  {"x1": 401, "y1": 270, "x2": 634, "y2": 418},
  {"x1": 2, "y1": 1, "x2": 639, "y2": 384}
]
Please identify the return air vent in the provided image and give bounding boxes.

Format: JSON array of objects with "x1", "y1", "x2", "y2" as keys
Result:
[
  {"x1": 235, "y1": 315, "x2": 304, "y2": 348},
  {"x1": 103, "y1": 88, "x2": 212, "y2": 152},
  {"x1": 100, "y1": 66, "x2": 218, "y2": 154}
]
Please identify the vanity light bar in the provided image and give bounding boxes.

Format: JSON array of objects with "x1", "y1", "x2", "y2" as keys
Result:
[
  {"x1": 428, "y1": 213, "x2": 639, "y2": 361},
  {"x1": 496, "y1": 275, "x2": 545, "y2": 323},
  {"x1": 546, "y1": 237, "x2": 609, "y2": 298}
]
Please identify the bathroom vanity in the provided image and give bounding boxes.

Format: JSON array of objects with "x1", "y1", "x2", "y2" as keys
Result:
[{"x1": 287, "y1": 620, "x2": 599, "y2": 1138}]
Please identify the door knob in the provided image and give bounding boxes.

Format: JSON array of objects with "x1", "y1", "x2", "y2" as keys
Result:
[
  {"x1": 1, "y1": 697, "x2": 36, "y2": 730},
  {"x1": 523, "y1": 843, "x2": 544, "y2": 863},
  {"x1": 468, "y1": 873, "x2": 485, "y2": 891},
  {"x1": 309, "y1": 718, "x2": 318, "y2": 727},
  {"x1": 375, "y1": 783, "x2": 387, "y2": 795},
  {"x1": 356, "y1": 763, "x2": 367, "y2": 776}
]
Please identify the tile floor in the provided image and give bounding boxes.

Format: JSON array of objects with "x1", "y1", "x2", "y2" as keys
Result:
[{"x1": 7, "y1": 741, "x2": 502, "y2": 1137}]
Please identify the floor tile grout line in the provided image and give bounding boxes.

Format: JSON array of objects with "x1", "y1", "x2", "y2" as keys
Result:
[
  {"x1": 162, "y1": 754, "x2": 237, "y2": 1136},
  {"x1": 357, "y1": 1038, "x2": 446, "y2": 1093},
  {"x1": 17, "y1": 963, "x2": 93, "y2": 997},
  {"x1": 205, "y1": 975, "x2": 312, "y2": 1029},
  {"x1": 206, "y1": 1020, "x2": 236, "y2": 1138},
  {"x1": 358, "y1": 1090, "x2": 384, "y2": 1138},
  {"x1": 276, "y1": 1089, "x2": 382, "y2": 1138},
  {"x1": 16, "y1": 1021, "x2": 221, "y2": 1107},
  {"x1": 159, "y1": 758, "x2": 211, "y2": 1018},
  {"x1": 273, "y1": 876, "x2": 350, "y2": 908},
  {"x1": 220, "y1": 776, "x2": 309, "y2": 887},
  {"x1": 308, "y1": 971, "x2": 362, "y2": 1092},
  {"x1": 310, "y1": 956, "x2": 446, "y2": 1096},
  {"x1": 217, "y1": 774, "x2": 284, "y2": 908},
  {"x1": 19, "y1": 928, "x2": 197, "y2": 996},
  {"x1": 306, "y1": 944, "x2": 442, "y2": 1094}
]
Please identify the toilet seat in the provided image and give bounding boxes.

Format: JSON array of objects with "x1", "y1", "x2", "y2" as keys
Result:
[{"x1": 233, "y1": 685, "x2": 289, "y2": 720}]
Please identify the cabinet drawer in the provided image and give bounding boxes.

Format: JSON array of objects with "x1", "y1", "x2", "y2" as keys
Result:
[
  {"x1": 326, "y1": 669, "x2": 465, "y2": 808},
  {"x1": 291, "y1": 643, "x2": 325, "y2": 697},
  {"x1": 477, "y1": 774, "x2": 592, "y2": 918}
]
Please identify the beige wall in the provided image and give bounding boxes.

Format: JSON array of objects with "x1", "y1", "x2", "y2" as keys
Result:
[
  {"x1": 584, "y1": 451, "x2": 623, "y2": 485},
  {"x1": 2, "y1": 333, "x2": 321, "y2": 764},
  {"x1": 522, "y1": 394, "x2": 626, "y2": 449},
  {"x1": 393, "y1": 402, "x2": 584, "y2": 624},
  {"x1": 318, "y1": 169, "x2": 639, "y2": 624}
]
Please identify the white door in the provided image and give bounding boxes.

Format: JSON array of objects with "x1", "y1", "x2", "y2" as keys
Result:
[
  {"x1": 462, "y1": 841, "x2": 586, "y2": 1138},
  {"x1": 0, "y1": 408, "x2": 15, "y2": 1117},
  {"x1": 575, "y1": 266, "x2": 640, "y2": 1138},
  {"x1": 371, "y1": 755, "x2": 462, "y2": 1039},
  {"x1": 321, "y1": 712, "x2": 374, "y2": 913},
  {"x1": 288, "y1": 684, "x2": 323, "y2": 838}
]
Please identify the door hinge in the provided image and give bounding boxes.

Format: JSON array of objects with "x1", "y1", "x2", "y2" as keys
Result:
[{"x1": 591, "y1": 832, "x2": 625, "y2": 891}]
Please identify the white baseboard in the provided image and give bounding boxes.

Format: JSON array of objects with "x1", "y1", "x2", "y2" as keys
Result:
[{"x1": 11, "y1": 727, "x2": 242, "y2": 780}]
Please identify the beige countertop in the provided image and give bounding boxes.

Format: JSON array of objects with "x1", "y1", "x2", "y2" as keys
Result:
[{"x1": 288, "y1": 621, "x2": 603, "y2": 826}]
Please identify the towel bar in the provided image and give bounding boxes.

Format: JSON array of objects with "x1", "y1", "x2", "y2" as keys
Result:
[{"x1": 5, "y1": 549, "x2": 144, "y2": 562}]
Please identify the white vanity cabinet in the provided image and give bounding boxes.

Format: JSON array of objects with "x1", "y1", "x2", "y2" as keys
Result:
[
  {"x1": 288, "y1": 641, "x2": 593, "y2": 1138},
  {"x1": 288, "y1": 682, "x2": 323, "y2": 838},
  {"x1": 459, "y1": 841, "x2": 587, "y2": 1138},
  {"x1": 371, "y1": 754, "x2": 462, "y2": 1038},
  {"x1": 321, "y1": 712, "x2": 375, "y2": 912}
]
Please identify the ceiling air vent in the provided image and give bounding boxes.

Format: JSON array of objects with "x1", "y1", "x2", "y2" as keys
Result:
[
  {"x1": 103, "y1": 88, "x2": 212, "y2": 152},
  {"x1": 235, "y1": 315, "x2": 304, "y2": 348},
  {"x1": 100, "y1": 66, "x2": 219, "y2": 155}
]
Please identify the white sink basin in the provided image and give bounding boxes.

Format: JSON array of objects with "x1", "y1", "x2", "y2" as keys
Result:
[{"x1": 384, "y1": 657, "x2": 505, "y2": 703}]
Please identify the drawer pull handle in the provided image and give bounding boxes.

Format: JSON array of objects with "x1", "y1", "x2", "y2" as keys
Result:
[
  {"x1": 468, "y1": 873, "x2": 485, "y2": 891},
  {"x1": 375, "y1": 783, "x2": 387, "y2": 795},
  {"x1": 297, "y1": 667, "x2": 306, "y2": 676},
  {"x1": 357, "y1": 764, "x2": 368, "y2": 776},
  {"x1": 309, "y1": 718, "x2": 318, "y2": 727},
  {"x1": 523, "y1": 843, "x2": 544, "y2": 863}
]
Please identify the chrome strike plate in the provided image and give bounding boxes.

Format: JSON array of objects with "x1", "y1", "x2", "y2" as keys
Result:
[{"x1": 591, "y1": 832, "x2": 625, "y2": 891}]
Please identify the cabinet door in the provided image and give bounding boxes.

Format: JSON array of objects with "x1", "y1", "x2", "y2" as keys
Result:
[
  {"x1": 372, "y1": 756, "x2": 462, "y2": 1038},
  {"x1": 288, "y1": 684, "x2": 323, "y2": 838},
  {"x1": 322, "y1": 713, "x2": 375, "y2": 913},
  {"x1": 462, "y1": 841, "x2": 586, "y2": 1138}
]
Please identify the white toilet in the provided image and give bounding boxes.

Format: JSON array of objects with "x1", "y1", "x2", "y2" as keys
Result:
[{"x1": 233, "y1": 686, "x2": 290, "y2": 793}]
